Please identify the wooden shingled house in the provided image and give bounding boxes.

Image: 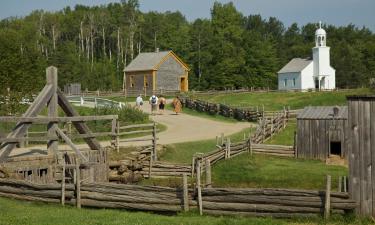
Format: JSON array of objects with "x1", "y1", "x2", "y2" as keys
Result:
[
  {"x1": 296, "y1": 106, "x2": 348, "y2": 160},
  {"x1": 123, "y1": 50, "x2": 189, "y2": 96}
]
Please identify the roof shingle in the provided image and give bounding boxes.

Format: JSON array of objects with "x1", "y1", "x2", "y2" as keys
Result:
[
  {"x1": 297, "y1": 106, "x2": 348, "y2": 120},
  {"x1": 278, "y1": 58, "x2": 312, "y2": 74},
  {"x1": 124, "y1": 51, "x2": 171, "y2": 72}
]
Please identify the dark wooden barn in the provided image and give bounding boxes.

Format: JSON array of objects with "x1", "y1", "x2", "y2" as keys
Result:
[{"x1": 296, "y1": 106, "x2": 348, "y2": 160}]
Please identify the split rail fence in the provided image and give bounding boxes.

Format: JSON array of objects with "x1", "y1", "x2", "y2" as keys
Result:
[{"x1": 0, "y1": 176, "x2": 356, "y2": 218}]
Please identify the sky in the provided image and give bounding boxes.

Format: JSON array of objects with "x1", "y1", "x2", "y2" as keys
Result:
[{"x1": 0, "y1": 0, "x2": 374, "y2": 31}]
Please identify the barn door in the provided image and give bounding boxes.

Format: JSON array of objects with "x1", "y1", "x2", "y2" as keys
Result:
[{"x1": 329, "y1": 127, "x2": 343, "y2": 158}]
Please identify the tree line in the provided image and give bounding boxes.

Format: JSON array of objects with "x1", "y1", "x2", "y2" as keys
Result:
[{"x1": 0, "y1": 0, "x2": 374, "y2": 95}]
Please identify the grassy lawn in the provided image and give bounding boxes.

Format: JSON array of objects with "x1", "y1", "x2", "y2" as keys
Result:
[
  {"x1": 159, "y1": 128, "x2": 253, "y2": 164},
  {"x1": 1, "y1": 197, "x2": 372, "y2": 225},
  {"x1": 211, "y1": 153, "x2": 347, "y2": 190},
  {"x1": 265, "y1": 121, "x2": 297, "y2": 146},
  {"x1": 196, "y1": 88, "x2": 372, "y2": 111}
]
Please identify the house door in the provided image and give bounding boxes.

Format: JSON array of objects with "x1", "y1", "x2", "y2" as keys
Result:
[{"x1": 180, "y1": 77, "x2": 187, "y2": 92}]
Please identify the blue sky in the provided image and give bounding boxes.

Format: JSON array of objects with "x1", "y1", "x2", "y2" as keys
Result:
[{"x1": 0, "y1": 0, "x2": 374, "y2": 31}]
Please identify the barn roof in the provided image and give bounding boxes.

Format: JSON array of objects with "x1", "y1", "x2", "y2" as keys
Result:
[
  {"x1": 124, "y1": 51, "x2": 189, "y2": 72},
  {"x1": 278, "y1": 58, "x2": 312, "y2": 74},
  {"x1": 297, "y1": 106, "x2": 348, "y2": 120}
]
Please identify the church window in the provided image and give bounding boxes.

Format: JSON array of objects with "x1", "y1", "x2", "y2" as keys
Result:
[
  {"x1": 293, "y1": 78, "x2": 296, "y2": 86},
  {"x1": 284, "y1": 79, "x2": 287, "y2": 87}
]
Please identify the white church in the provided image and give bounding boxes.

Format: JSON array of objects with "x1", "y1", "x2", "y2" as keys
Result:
[{"x1": 278, "y1": 22, "x2": 336, "y2": 90}]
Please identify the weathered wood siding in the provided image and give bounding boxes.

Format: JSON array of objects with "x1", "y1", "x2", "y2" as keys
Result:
[
  {"x1": 347, "y1": 97, "x2": 375, "y2": 217},
  {"x1": 125, "y1": 71, "x2": 153, "y2": 95},
  {"x1": 297, "y1": 118, "x2": 348, "y2": 160},
  {"x1": 157, "y1": 56, "x2": 186, "y2": 91}
]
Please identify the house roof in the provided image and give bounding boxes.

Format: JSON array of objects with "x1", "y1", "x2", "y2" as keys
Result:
[
  {"x1": 124, "y1": 51, "x2": 189, "y2": 72},
  {"x1": 297, "y1": 106, "x2": 348, "y2": 120},
  {"x1": 278, "y1": 58, "x2": 312, "y2": 74}
]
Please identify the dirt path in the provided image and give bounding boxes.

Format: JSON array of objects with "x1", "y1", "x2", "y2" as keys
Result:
[
  {"x1": 129, "y1": 102, "x2": 251, "y2": 146},
  {"x1": 8, "y1": 100, "x2": 252, "y2": 157}
]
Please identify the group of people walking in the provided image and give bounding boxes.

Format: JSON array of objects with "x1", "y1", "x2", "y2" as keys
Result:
[{"x1": 135, "y1": 94, "x2": 182, "y2": 115}]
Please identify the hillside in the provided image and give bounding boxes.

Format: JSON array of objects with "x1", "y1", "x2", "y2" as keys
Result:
[{"x1": 196, "y1": 89, "x2": 372, "y2": 111}]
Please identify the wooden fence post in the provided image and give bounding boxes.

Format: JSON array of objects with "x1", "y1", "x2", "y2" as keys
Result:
[
  {"x1": 148, "y1": 152, "x2": 153, "y2": 179},
  {"x1": 46, "y1": 66, "x2": 58, "y2": 154},
  {"x1": 196, "y1": 160, "x2": 203, "y2": 215},
  {"x1": 75, "y1": 159, "x2": 81, "y2": 209},
  {"x1": 152, "y1": 122, "x2": 157, "y2": 161},
  {"x1": 116, "y1": 120, "x2": 120, "y2": 153},
  {"x1": 324, "y1": 175, "x2": 331, "y2": 219},
  {"x1": 294, "y1": 131, "x2": 298, "y2": 158},
  {"x1": 191, "y1": 156, "x2": 195, "y2": 177},
  {"x1": 221, "y1": 133, "x2": 224, "y2": 146},
  {"x1": 205, "y1": 159, "x2": 212, "y2": 188},
  {"x1": 61, "y1": 158, "x2": 65, "y2": 206},
  {"x1": 182, "y1": 173, "x2": 189, "y2": 212},
  {"x1": 343, "y1": 176, "x2": 347, "y2": 192},
  {"x1": 338, "y1": 176, "x2": 342, "y2": 192},
  {"x1": 227, "y1": 138, "x2": 231, "y2": 159}
]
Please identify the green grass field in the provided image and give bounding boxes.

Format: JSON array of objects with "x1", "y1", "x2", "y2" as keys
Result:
[
  {"x1": 197, "y1": 89, "x2": 373, "y2": 111},
  {"x1": 159, "y1": 128, "x2": 252, "y2": 164},
  {"x1": 211, "y1": 153, "x2": 347, "y2": 190},
  {"x1": 1, "y1": 197, "x2": 372, "y2": 225},
  {"x1": 265, "y1": 122, "x2": 297, "y2": 146}
]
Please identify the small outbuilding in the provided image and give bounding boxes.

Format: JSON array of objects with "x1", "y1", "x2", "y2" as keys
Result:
[
  {"x1": 296, "y1": 106, "x2": 348, "y2": 160},
  {"x1": 123, "y1": 50, "x2": 189, "y2": 95}
]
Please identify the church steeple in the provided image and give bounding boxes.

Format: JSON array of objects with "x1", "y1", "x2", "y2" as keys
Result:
[{"x1": 315, "y1": 21, "x2": 327, "y2": 47}]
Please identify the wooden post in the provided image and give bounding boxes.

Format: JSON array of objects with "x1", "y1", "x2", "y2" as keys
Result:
[
  {"x1": 221, "y1": 133, "x2": 224, "y2": 145},
  {"x1": 61, "y1": 159, "x2": 65, "y2": 206},
  {"x1": 46, "y1": 66, "x2": 58, "y2": 154},
  {"x1": 116, "y1": 120, "x2": 120, "y2": 153},
  {"x1": 75, "y1": 159, "x2": 81, "y2": 209},
  {"x1": 205, "y1": 159, "x2": 211, "y2": 188},
  {"x1": 294, "y1": 131, "x2": 298, "y2": 158},
  {"x1": 67, "y1": 121, "x2": 72, "y2": 137},
  {"x1": 227, "y1": 138, "x2": 231, "y2": 159},
  {"x1": 324, "y1": 175, "x2": 331, "y2": 219},
  {"x1": 25, "y1": 130, "x2": 29, "y2": 147},
  {"x1": 148, "y1": 152, "x2": 153, "y2": 179},
  {"x1": 182, "y1": 173, "x2": 189, "y2": 212},
  {"x1": 191, "y1": 156, "x2": 195, "y2": 177},
  {"x1": 343, "y1": 176, "x2": 347, "y2": 192},
  {"x1": 270, "y1": 114, "x2": 274, "y2": 136},
  {"x1": 196, "y1": 160, "x2": 203, "y2": 215},
  {"x1": 338, "y1": 176, "x2": 342, "y2": 192},
  {"x1": 152, "y1": 122, "x2": 157, "y2": 161}
]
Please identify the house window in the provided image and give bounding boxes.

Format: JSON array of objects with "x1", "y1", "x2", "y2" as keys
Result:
[
  {"x1": 130, "y1": 76, "x2": 135, "y2": 88},
  {"x1": 293, "y1": 78, "x2": 296, "y2": 87},
  {"x1": 144, "y1": 75, "x2": 149, "y2": 88},
  {"x1": 284, "y1": 79, "x2": 287, "y2": 87}
]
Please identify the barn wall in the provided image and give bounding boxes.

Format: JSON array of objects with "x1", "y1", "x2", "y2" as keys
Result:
[
  {"x1": 125, "y1": 71, "x2": 153, "y2": 94},
  {"x1": 297, "y1": 118, "x2": 348, "y2": 160},
  {"x1": 347, "y1": 97, "x2": 375, "y2": 217},
  {"x1": 156, "y1": 56, "x2": 186, "y2": 91}
]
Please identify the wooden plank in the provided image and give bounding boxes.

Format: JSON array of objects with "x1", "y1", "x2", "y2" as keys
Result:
[
  {"x1": 57, "y1": 89, "x2": 101, "y2": 151},
  {"x1": 119, "y1": 123, "x2": 154, "y2": 129},
  {"x1": 348, "y1": 99, "x2": 360, "y2": 214},
  {"x1": 183, "y1": 174, "x2": 189, "y2": 212},
  {"x1": 55, "y1": 128, "x2": 88, "y2": 162},
  {"x1": 47, "y1": 66, "x2": 58, "y2": 154},
  {"x1": 324, "y1": 175, "x2": 331, "y2": 219},
  {"x1": 196, "y1": 160, "x2": 203, "y2": 215},
  {"x1": 371, "y1": 101, "x2": 375, "y2": 218},
  {"x1": 0, "y1": 115, "x2": 117, "y2": 123},
  {"x1": 362, "y1": 100, "x2": 372, "y2": 215},
  {"x1": 0, "y1": 84, "x2": 55, "y2": 162}
]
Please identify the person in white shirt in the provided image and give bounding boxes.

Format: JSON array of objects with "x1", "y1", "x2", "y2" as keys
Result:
[
  {"x1": 149, "y1": 95, "x2": 159, "y2": 115},
  {"x1": 135, "y1": 94, "x2": 143, "y2": 109}
]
